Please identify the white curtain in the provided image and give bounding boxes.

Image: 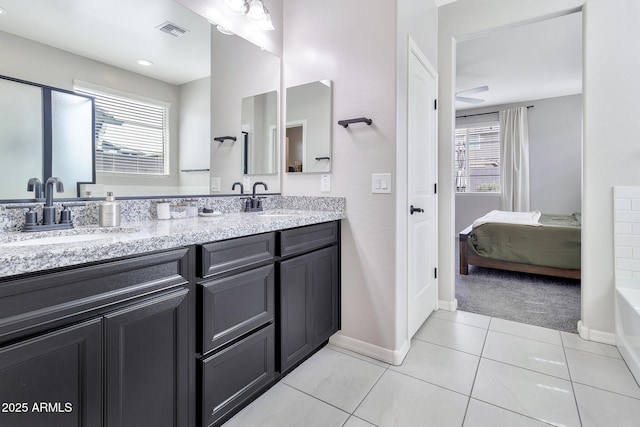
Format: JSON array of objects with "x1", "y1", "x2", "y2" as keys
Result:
[{"x1": 499, "y1": 107, "x2": 530, "y2": 211}]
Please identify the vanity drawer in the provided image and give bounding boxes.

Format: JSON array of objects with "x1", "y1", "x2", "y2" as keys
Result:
[
  {"x1": 280, "y1": 221, "x2": 338, "y2": 257},
  {"x1": 0, "y1": 248, "x2": 190, "y2": 344},
  {"x1": 200, "y1": 323, "x2": 275, "y2": 427},
  {"x1": 199, "y1": 265, "x2": 274, "y2": 354},
  {"x1": 198, "y1": 232, "x2": 276, "y2": 278}
]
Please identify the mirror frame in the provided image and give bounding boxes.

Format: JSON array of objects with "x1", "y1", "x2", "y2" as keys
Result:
[{"x1": 0, "y1": 74, "x2": 96, "y2": 202}]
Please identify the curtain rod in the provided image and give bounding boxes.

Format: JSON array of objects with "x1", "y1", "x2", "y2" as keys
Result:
[{"x1": 456, "y1": 105, "x2": 534, "y2": 119}]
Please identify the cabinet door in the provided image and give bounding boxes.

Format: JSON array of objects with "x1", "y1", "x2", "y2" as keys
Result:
[
  {"x1": 312, "y1": 246, "x2": 340, "y2": 345},
  {"x1": 104, "y1": 289, "x2": 189, "y2": 427},
  {"x1": 279, "y1": 253, "x2": 313, "y2": 372},
  {"x1": 0, "y1": 318, "x2": 102, "y2": 427}
]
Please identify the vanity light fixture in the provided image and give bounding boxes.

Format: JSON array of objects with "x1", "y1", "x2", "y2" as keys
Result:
[
  {"x1": 216, "y1": 25, "x2": 234, "y2": 35},
  {"x1": 223, "y1": 0, "x2": 274, "y2": 31},
  {"x1": 225, "y1": 0, "x2": 249, "y2": 15}
]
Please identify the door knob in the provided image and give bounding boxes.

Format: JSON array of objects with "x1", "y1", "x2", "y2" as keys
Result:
[{"x1": 410, "y1": 205, "x2": 424, "y2": 215}]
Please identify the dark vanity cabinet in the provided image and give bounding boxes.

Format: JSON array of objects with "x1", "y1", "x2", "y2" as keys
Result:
[
  {"x1": 197, "y1": 221, "x2": 341, "y2": 426},
  {"x1": 0, "y1": 220, "x2": 340, "y2": 427},
  {"x1": 279, "y1": 222, "x2": 340, "y2": 373},
  {"x1": 0, "y1": 248, "x2": 192, "y2": 427}
]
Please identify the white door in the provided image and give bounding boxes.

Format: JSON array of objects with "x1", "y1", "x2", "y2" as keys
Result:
[{"x1": 407, "y1": 41, "x2": 438, "y2": 338}]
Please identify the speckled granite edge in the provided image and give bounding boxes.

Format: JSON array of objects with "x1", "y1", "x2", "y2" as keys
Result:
[
  {"x1": 0, "y1": 195, "x2": 346, "y2": 232},
  {"x1": 0, "y1": 197, "x2": 346, "y2": 278}
]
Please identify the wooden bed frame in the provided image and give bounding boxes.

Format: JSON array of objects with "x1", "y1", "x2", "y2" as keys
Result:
[{"x1": 459, "y1": 225, "x2": 581, "y2": 280}]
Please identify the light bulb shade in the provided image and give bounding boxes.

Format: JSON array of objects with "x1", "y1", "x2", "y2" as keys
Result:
[
  {"x1": 225, "y1": 0, "x2": 248, "y2": 15},
  {"x1": 247, "y1": 0, "x2": 266, "y2": 23},
  {"x1": 258, "y1": 13, "x2": 275, "y2": 31}
]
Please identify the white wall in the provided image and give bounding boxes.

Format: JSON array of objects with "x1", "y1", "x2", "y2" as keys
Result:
[
  {"x1": 179, "y1": 76, "x2": 211, "y2": 193},
  {"x1": 283, "y1": 0, "x2": 399, "y2": 357},
  {"x1": 283, "y1": 0, "x2": 437, "y2": 362},
  {"x1": 455, "y1": 94, "x2": 583, "y2": 232},
  {"x1": 581, "y1": 0, "x2": 640, "y2": 341},
  {"x1": 0, "y1": 30, "x2": 181, "y2": 191},
  {"x1": 438, "y1": 0, "x2": 585, "y2": 311},
  {"x1": 441, "y1": 0, "x2": 640, "y2": 341}
]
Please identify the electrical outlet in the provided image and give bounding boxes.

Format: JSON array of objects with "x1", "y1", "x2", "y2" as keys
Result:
[
  {"x1": 371, "y1": 173, "x2": 391, "y2": 194},
  {"x1": 210, "y1": 177, "x2": 221, "y2": 193},
  {"x1": 243, "y1": 176, "x2": 251, "y2": 190},
  {"x1": 321, "y1": 174, "x2": 331, "y2": 192}
]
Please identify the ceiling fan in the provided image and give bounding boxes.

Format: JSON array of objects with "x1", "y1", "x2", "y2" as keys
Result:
[{"x1": 455, "y1": 85, "x2": 489, "y2": 104}]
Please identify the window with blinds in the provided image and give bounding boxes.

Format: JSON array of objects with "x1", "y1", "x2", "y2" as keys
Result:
[
  {"x1": 454, "y1": 124, "x2": 501, "y2": 193},
  {"x1": 75, "y1": 85, "x2": 169, "y2": 176}
]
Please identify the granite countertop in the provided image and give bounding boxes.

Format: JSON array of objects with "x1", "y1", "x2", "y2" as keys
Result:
[{"x1": 0, "y1": 209, "x2": 346, "y2": 278}]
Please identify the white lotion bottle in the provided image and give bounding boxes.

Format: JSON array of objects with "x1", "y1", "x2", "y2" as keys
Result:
[{"x1": 99, "y1": 192, "x2": 121, "y2": 227}]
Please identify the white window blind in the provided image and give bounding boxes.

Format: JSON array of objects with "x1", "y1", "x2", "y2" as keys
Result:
[
  {"x1": 455, "y1": 124, "x2": 501, "y2": 193},
  {"x1": 75, "y1": 85, "x2": 169, "y2": 176}
]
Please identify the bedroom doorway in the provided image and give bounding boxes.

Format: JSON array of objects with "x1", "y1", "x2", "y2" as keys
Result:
[{"x1": 452, "y1": 11, "x2": 583, "y2": 332}]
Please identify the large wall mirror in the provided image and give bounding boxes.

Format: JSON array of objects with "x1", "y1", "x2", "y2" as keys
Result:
[
  {"x1": 0, "y1": 0, "x2": 281, "y2": 201},
  {"x1": 209, "y1": 29, "x2": 280, "y2": 193},
  {"x1": 285, "y1": 80, "x2": 332, "y2": 174}
]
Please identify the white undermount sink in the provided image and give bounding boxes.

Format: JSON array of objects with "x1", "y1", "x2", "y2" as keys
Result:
[{"x1": 0, "y1": 228, "x2": 137, "y2": 247}]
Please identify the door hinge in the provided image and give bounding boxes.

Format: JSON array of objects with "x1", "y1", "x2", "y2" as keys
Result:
[
  {"x1": 434, "y1": 268, "x2": 438, "y2": 279},
  {"x1": 434, "y1": 99, "x2": 438, "y2": 110},
  {"x1": 434, "y1": 183, "x2": 437, "y2": 194}
]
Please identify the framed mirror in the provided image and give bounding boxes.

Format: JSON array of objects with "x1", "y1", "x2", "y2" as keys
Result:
[{"x1": 285, "y1": 80, "x2": 332, "y2": 174}]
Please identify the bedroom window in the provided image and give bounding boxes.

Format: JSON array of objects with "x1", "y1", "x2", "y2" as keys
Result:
[
  {"x1": 455, "y1": 123, "x2": 501, "y2": 193},
  {"x1": 74, "y1": 83, "x2": 170, "y2": 176}
]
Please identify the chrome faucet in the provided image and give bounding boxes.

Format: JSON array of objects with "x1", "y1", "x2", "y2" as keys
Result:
[{"x1": 43, "y1": 177, "x2": 64, "y2": 226}]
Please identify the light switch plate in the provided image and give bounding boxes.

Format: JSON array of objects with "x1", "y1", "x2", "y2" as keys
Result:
[
  {"x1": 321, "y1": 174, "x2": 331, "y2": 192},
  {"x1": 210, "y1": 177, "x2": 221, "y2": 193},
  {"x1": 372, "y1": 173, "x2": 391, "y2": 194}
]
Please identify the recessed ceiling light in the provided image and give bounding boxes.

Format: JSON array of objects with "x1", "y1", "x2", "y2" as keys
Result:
[
  {"x1": 0, "y1": 7, "x2": 6, "y2": 15},
  {"x1": 137, "y1": 59, "x2": 153, "y2": 67}
]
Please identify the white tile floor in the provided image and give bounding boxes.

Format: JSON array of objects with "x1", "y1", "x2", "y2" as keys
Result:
[{"x1": 223, "y1": 310, "x2": 640, "y2": 426}]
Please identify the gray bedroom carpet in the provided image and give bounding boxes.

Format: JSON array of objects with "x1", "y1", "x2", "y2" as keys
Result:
[{"x1": 455, "y1": 241, "x2": 581, "y2": 333}]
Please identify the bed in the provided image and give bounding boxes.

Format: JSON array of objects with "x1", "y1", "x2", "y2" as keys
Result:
[{"x1": 459, "y1": 210, "x2": 581, "y2": 279}]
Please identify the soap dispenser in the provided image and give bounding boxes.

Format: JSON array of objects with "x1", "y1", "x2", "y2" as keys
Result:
[{"x1": 99, "y1": 192, "x2": 121, "y2": 227}]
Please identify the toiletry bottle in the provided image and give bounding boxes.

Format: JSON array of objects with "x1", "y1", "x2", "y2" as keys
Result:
[
  {"x1": 99, "y1": 192, "x2": 121, "y2": 227},
  {"x1": 157, "y1": 200, "x2": 170, "y2": 220}
]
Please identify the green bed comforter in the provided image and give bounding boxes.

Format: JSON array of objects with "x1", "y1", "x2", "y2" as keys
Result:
[{"x1": 468, "y1": 213, "x2": 581, "y2": 270}]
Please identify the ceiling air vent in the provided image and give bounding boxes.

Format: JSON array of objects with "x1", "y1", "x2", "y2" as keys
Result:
[{"x1": 156, "y1": 21, "x2": 189, "y2": 37}]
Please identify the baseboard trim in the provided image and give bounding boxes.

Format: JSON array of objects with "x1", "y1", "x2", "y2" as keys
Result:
[
  {"x1": 438, "y1": 298, "x2": 458, "y2": 312},
  {"x1": 329, "y1": 333, "x2": 410, "y2": 366},
  {"x1": 577, "y1": 320, "x2": 616, "y2": 345}
]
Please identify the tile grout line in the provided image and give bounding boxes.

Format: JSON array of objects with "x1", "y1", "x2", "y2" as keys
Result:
[
  {"x1": 560, "y1": 330, "x2": 584, "y2": 426},
  {"x1": 460, "y1": 315, "x2": 492, "y2": 426}
]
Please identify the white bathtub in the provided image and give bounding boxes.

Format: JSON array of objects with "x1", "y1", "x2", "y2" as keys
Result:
[{"x1": 615, "y1": 279, "x2": 640, "y2": 383}]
